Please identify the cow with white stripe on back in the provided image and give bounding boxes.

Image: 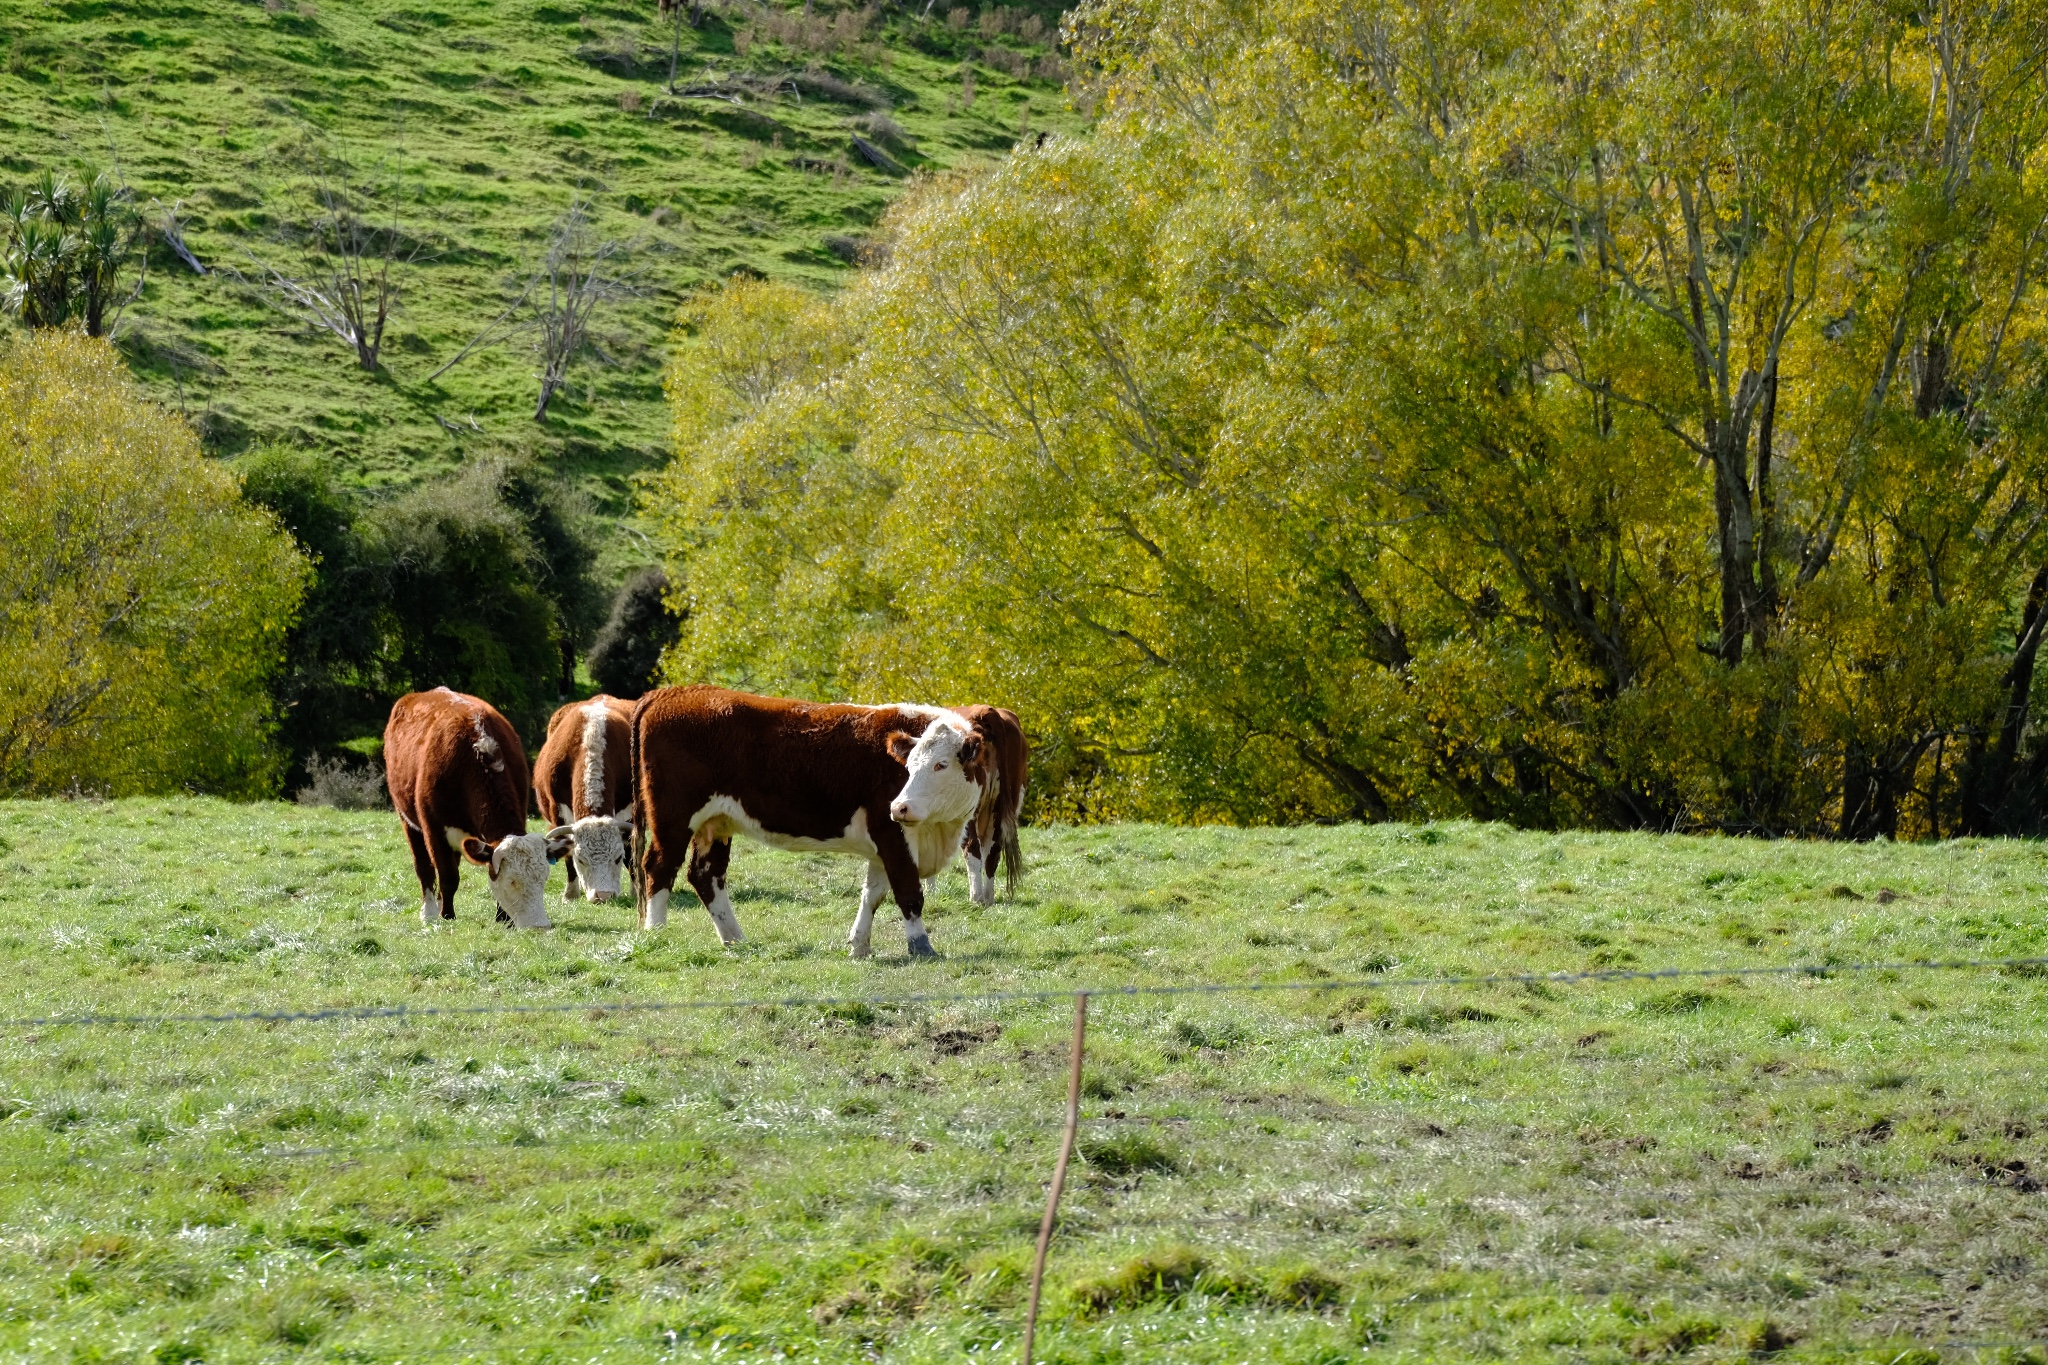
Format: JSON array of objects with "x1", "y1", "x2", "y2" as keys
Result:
[
  {"x1": 630, "y1": 685, "x2": 1015, "y2": 957},
  {"x1": 532, "y1": 694, "x2": 636, "y2": 905}
]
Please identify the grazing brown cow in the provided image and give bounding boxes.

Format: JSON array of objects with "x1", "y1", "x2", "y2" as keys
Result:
[
  {"x1": 631, "y1": 685, "x2": 1010, "y2": 957},
  {"x1": 952, "y1": 705, "x2": 1027, "y2": 906},
  {"x1": 385, "y1": 687, "x2": 572, "y2": 929},
  {"x1": 532, "y1": 694, "x2": 636, "y2": 905}
]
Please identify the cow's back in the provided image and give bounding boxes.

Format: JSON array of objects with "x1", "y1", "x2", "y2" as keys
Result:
[
  {"x1": 386, "y1": 688, "x2": 530, "y2": 841},
  {"x1": 634, "y1": 685, "x2": 925, "y2": 843},
  {"x1": 533, "y1": 695, "x2": 634, "y2": 823}
]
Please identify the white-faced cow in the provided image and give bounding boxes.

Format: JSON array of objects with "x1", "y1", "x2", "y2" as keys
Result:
[
  {"x1": 385, "y1": 687, "x2": 572, "y2": 929},
  {"x1": 630, "y1": 685, "x2": 1010, "y2": 957},
  {"x1": 532, "y1": 694, "x2": 636, "y2": 905},
  {"x1": 950, "y1": 705, "x2": 1027, "y2": 906}
]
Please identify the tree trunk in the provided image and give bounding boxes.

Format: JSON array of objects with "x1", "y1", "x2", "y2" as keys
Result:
[
  {"x1": 1957, "y1": 563, "x2": 2048, "y2": 833},
  {"x1": 668, "y1": 8, "x2": 682, "y2": 92},
  {"x1": 1714, "y1": 455, "x2": 1744, "y2": 664},
  {"x1": 1751, "y1": 370, "x2": 1778, "y2": 654}
]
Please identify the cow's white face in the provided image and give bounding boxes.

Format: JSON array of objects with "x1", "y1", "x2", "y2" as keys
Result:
[
  {"x1": 462, "y1": 830, "x2": 571, "y2": 928},
  {"x1": 889, "y1": 720, "x2": 984, "y2": 827},
  {"x1": 569, "y1": 814, "x2": 632, "y2": 903}
]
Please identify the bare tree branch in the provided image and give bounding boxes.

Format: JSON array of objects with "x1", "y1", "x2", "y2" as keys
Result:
[{"x1": 239, "y1": 159, "x2": 422, "y2": 371}]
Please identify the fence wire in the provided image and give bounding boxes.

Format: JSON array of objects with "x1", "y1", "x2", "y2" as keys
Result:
[
  {"x1": 7, "y1": 950, "x2": 2047, "y2": 1360},
  {"x1": 4, "y1": 950, "x2": 2044, "y2": 1031}
]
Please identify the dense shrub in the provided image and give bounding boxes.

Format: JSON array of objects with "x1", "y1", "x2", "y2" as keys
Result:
[
  {"x1": 496, "y1": 461, "x2": 607, "y2": 696},
  {"x1": 0, "y1": 332, "x2": 309, "y2": 795},
  {"x1": 236, "y1": 447, "x2": 391, "y2": 775},
  {"x1": 587, "y1": 567, "x2": 684, "y2": 699},
  {"x1": 240, "y1": 450, "x2": 601, "y2": 766},
  {"x1": 369, "y1": 460, "x2": 566, "y2": 741}
]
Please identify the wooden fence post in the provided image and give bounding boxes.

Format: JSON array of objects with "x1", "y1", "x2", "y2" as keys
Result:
[{"x1": 1021, "y1": 991, "x2": 1087, "y2": 1365}]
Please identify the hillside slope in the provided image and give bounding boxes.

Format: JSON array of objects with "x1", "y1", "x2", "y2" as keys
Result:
[{"x1": 0, "y1": 0, "x2": 1079, "y2": 550}]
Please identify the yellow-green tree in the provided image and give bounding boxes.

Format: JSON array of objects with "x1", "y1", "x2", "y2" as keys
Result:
[
  {"x1": 653, "y1": 0, "x2": 2048, "y2": 836},
  {"x1": 653, "y1": 278, "x2": 896, "y2": 699},
  {"x1": 0, "y1": 331, "x2": 310, "y2": 795}
]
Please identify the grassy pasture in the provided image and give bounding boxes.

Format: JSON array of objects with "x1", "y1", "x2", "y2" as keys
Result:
[
  {"x1": 0, "y1": 800, "x2": 2046, "y2": 1363},
  {"x1": 0, "y1": 0, "x2": 1077, "y2": 555}
]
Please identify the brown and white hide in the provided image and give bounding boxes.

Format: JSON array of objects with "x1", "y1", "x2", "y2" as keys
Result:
[
  {"x1": 385, "y1": 687, "x2": 571, "y2": 929},
  {"x1": 951, "y1": 705, "x2": 1028, "y2": 906},
  {"x1": 630, "y1": 685, "x2": 998, "y2": 958},
  {"x1": 533, "y1": 694, "x2": 636, "y2": 905}
]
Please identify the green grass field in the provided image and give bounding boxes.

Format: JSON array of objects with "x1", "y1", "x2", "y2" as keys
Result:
[
  {"x1": 2, "y1": 801, "x2": 2046, "y2": 1362},
  {"x1": 0, "y1": 0, "x2": 1078, "y2": 562}
]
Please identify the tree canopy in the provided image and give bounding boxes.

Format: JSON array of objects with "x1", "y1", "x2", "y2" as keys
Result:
[
  {"x1": 653, "y1": 0, "x2": 2048, "y2": 835},
  {"x1": 0, "y1": 331, "x2": 309, "y2": 795}
]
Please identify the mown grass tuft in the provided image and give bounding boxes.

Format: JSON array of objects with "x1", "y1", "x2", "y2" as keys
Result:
[{"x1": 1077, "y1": 1129, "x2": 1178, "y2": 1178}]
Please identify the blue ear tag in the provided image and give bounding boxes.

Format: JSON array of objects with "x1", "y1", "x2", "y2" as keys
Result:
[{"x1": 547, "y1": 851, "x2": 564, "y2": 865}]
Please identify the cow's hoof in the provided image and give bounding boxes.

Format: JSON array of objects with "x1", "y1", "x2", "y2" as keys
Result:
[
  {"x1": 442, "y1": 907, "x2": 456, "y2": 920},
  {"x1": 849, "y1": 942, "x2": 873, "y2": 960},
  {"x1": 907, "y1": 937, "x2": 937, "y2": 959}
]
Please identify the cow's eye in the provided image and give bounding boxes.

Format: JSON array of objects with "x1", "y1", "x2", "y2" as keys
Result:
[{"x1": 935, "y1": 762, "x2": 947, "y2": 770}]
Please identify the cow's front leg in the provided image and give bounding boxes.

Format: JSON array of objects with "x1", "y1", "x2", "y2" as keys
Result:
[
  {"x1": 875, "y1": 818, "x2": 934, "y2": 958},
  {"x1": 687, "y1": 832, "x2": 743, "y2": 945},
  {"x1": 849, "y1": 861, "x2": 888, "y2": 959},
  {"x1": 562, "y1": 855, "x2": 584, "y2": 903}
]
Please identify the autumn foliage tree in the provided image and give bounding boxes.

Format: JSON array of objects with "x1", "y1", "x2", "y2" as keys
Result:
[
  {"x1": 653, "y1": 0, "x2": 2048, "y2": 836},
  {"x1": 0, "y1": 332, "x2": 309, "y2": 795}
]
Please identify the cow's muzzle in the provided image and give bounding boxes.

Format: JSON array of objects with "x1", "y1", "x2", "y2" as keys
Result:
[{"x1": 891, "y1": 802, "x2": 919, "y2": 824}]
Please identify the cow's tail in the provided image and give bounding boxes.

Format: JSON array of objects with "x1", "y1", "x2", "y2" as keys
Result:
[
  {"x1": 1002, "y1": 719, "x2": 1028, "y2": 898},
  {"x1": 1000, "y1": 805, "x2": 1023, "y2": 899},
  {"x1": 629, "y1": 693, "x2": 647, "y2": 920}
]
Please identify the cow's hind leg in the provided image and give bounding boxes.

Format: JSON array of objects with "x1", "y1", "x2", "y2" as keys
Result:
[
  {"x1": 848, "y1": 861, "x2": 889, "y2": 959},
  {"x1": 640, "y1": 825, "x2": 680, "y2": 929},
  {"x1": 687, "y1": 832, "x2": 743, "y2": 945},
  {"x1": 964, "y1": 823, "x2": 997, "y2": 907},
  {"x1": 425, "y1": 827, "x2": 463, "y2": 924},
  {"x1": 403, "y1": 821, "x2": 441, "y2": 927}
]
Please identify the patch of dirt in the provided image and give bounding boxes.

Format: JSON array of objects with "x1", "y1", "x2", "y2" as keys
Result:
[{"x1": 928, "y1": 1022, "x2": 1001, "y2": 1056}]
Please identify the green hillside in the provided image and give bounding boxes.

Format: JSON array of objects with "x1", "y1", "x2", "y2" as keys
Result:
[{"x1": 0, "y1": 0, "x2": 1079, "y2": 558}]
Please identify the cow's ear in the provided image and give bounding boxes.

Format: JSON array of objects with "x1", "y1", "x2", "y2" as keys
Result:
[
  {"x1": 460, "y1": 836, "x2": 495, "y2": 867},
  {"x1": 959, "y1": 733, "x2": 984, "y2": 766},
  {"x1": 544, "y1": 826, "x2": 574, "y2": 863},
  {"x1": 617, "y1": 803, "x2": 635, "y2": 828},
  {"x1": 887, "y1": 732, "x2": 916, "y2": 763}
]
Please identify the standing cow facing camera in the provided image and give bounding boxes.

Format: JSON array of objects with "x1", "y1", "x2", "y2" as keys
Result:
[
  {"x1": 385, "y1": 687, "x2": 572, "y2": 929},
  {"x1": 533, "y1": 694, "x2": 636, "y2": 905},
  {"x1": 630, "y1": 685, "x2": 1007, "y2": 957}
]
